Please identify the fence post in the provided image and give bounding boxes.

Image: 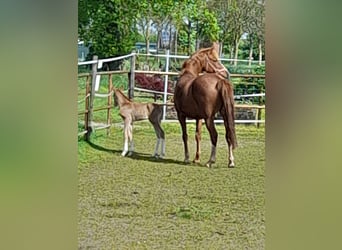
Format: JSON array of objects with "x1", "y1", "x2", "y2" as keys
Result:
[
  {"x1": 162, "y1": 49, "x2": 170, "y2": 120},
  {"x1": 86, "y1": 55, "x2": 98, "y2": 141},
  {"x1": 84, "y1": 75, "x2": 91, "y2": 140},
  {"x1": 107, "y1": 74, "x2": 113, "y2": 135},
  {"x1": 128, "y1": 52, "x2": 136, "y2": 99}
]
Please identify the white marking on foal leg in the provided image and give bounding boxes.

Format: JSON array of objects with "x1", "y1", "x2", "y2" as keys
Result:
[
  {"x1": 122, "y1": 139, "x2": 128, "y2": 156},
  {"x1": 122, "y1": 123, "x2": 130, "y2": 156},
  {"x1": 153, "y1": 138, "x2": 160, "y2": 157}
]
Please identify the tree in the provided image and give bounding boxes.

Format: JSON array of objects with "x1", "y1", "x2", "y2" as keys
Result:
[
  {"x1": 171, "y1": 0, "x2": 219, "y2": 55},
  {"x1": 78, "y1": 0, "x2": 138, "y2": 59},
  {"x1": 207, "y1": 0, "x2": 265, "y2": 65}
]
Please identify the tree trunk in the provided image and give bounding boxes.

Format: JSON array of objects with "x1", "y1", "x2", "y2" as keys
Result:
[
  {"x1": 168, "y1": 24, "x2": 172, "y2": 50},
  {"x1": 144, "y1": 20, "x2": 150, "y2": 54},
  {"x1": 146, "y1": 34, "x2": 150, "y2": 55},
  {"x1": 195, "y1": 21, "x2": 200, "y2": 50},
  {"x1": 174, "y1": 30, "x2": 178, "y2": 61},
  {"x1": 258, "y1": 41, "x2": 263, "y2": 65},
  {"x1": 219, "y1": 42, "x2": 223, "y2": 57},
  {"x1": 188, "y1": 21, "x2": 191, "y2": 55},
  {"x1": 234, "y1": 38, "x2": 240, "y2": 66},
  {"x1": 248, "y1": 44, "x2": 253, "y2": 67},
  {"x1": 230, "y1": 46, "x2": 234, "y2": 64},
  {"x1": 157, "y1": 29, "x2": 161, "y2": 53}
]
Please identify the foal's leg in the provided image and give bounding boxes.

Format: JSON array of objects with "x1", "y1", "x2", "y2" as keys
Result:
[
  {"x1": 158, "y1": 122, "x2": 166, "y2": 157},
  {"x1": 127, "y1": 122, "x2": 134, "y2": 156},
  {"x1": 150, "y1": 111, "x2": 165, "y2": 158},
  {"x1": 122, "y1": 119, "x2": 133, "y2": 157},
  {"x1": 204, "y1": 118, "x2": 218, "y2": 168},
  {"x1": 178, "y1": 113, "x2": 190, "y2": 163},
  {"x1": 193, "y1": 119, "x2": 202, "y2": 163},
  {"x1": 122, "y1": 120, "x2": 129, "y2": 156},
  {"x1": 152, "y1": 122, "x2": 165, "y2": 158}
]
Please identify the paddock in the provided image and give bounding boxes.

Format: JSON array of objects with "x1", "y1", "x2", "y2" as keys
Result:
[
  {"x1": 78, "y1": 52, "x2": 265, "y2": 248},
  {"x1": 78, "y1": 123, "x2": 265, "y2": 249}
]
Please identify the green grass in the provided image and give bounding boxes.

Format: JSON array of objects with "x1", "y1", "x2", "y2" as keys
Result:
[{"x1": 78, "y1": 123, "x2": 265, "y2": 249}]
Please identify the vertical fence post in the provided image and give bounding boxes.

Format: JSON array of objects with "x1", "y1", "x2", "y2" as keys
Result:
[
  {"x1": 86, "y1": 55, "x2": 98, "y2": 141},
  {"x1": 128, "y1": 52, "x2": 136, "y2": 99},
  {"x1": 107, "y1": 73, "x2": 113, "y2": 135},
  {"x1": 162, "y1": 49, "x2": 170, "y2": 121},
  {"x1": 84, "y1": 75, "x2": 91, "y2": 140}
]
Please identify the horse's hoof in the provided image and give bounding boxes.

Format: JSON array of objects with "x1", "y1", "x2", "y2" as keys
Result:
[
  {"x1": 184, "y1": 159, "x2": 190, "y2": 164},
  {"x1": 121, "y1": 152, "x2": 127, "y2": 157},
  {"x1": 127, "y1": 151, "x2": 133, "y2": 156},
  {"x1": 193, "y1": 159, "x2": 200, "y2": 164},
  {"x1": 205, "y1": 162, "x2": 212, "y2": 168},
  {"x1": 228, "y1": 162, "x2": 235, "y2": 168}
]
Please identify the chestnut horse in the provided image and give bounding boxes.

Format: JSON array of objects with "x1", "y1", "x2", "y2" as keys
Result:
[
  {"x1": 174, "y1": 46, "x2": 237, "y2": 168},
  {"x1": 113, "y1": 88, "x2": 166, "y2": 158}
]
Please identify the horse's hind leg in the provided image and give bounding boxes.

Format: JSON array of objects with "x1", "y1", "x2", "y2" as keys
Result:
[
  {"x1": 193, "y1": 119, "x2": 202, "y2": 163},
  {"x1": 178, "y1": 113, "x2": 190, "y2": 163},
  {"x1": 221, "y1": 111, "x2": 235, "y2": 167},
  {"x1": 204, "y1": 118, "x2": 218, "y2": 168}
]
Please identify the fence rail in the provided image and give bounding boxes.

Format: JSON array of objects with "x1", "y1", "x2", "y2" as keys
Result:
[{"x1": 78, "y1": 51, "x2": 265, "y2": 139}]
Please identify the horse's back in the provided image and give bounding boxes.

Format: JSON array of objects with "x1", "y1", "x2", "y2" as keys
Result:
[{"x1": 175, "y1": 73, "x2": 231, "y2": 119}]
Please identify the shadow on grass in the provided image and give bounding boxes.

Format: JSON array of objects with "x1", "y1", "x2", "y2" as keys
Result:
[
  {"x1": 129, "y1": 152, "x2": 187, "y2": 165},
  {"x1": 86, "y1": 141, "x2": 122, "y2": 154},
  {"x1": 86, "y1": 141, "x2": 187, "y2": 166}
]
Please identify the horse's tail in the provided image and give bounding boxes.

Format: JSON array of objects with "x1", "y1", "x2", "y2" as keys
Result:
[{"x1": 217, "y1": 79, "x2": 237, "y2": 149}]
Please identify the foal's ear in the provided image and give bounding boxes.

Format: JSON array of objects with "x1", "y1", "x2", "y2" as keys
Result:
[{"x1": 208, "y1": 48, "x2": 219, "y2": 61}]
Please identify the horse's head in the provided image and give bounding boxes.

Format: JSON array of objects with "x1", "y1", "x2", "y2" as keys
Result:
[{"x1": 180, "y1": 45, "x2": 229, "y2": 78}]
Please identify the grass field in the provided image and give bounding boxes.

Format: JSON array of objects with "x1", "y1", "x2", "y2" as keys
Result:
[{"x1": 78, "y1": 122, "x2": 265, "y2": 249}]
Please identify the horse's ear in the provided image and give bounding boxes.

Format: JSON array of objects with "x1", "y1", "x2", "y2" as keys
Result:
[
  {"x1": 208, "y1": 48, "x2": 219, "y2": 61},
  {"x1": 212, "y1": 41, "x2": 220, "y2": 54}
]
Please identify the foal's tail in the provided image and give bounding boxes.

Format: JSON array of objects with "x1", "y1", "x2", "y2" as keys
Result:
[{"x1": 217, "y1": 79, "x2": 237, "y2": 149}]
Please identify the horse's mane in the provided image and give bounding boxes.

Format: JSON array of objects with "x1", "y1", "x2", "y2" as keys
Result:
[
  {"x1": 189, "y1": 47, "x2": 211, "y2": 59},
  {"x1": 179, "y1": 47, "x2": 212, "y2": 76}
]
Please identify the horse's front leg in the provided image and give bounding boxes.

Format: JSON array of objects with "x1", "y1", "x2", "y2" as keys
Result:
[
  {"x1": 178, "y1": 114, "x2": 190, "y2": 163},
  {"x1": 204, "y1": 118, "x2": 218, "y2": 168},
  {"x1": 193, "y1": 119, "x2": 202, "y2": 163}
]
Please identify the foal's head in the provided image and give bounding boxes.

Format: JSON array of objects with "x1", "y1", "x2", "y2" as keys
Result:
[
  {"x1": 113, "y1": 87, "x2": 130, "y2": 107},
  {"x1": 180, "y1": 45, "x2": 229, "y2": 78}
]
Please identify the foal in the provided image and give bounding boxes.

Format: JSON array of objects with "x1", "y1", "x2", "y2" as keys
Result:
[{"x1": 113, "y1": 88, "x2": 165, "y2": 157}]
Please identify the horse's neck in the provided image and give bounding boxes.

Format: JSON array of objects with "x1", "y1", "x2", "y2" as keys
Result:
[
  {"x1": 115, "y1": 91, "x2": 131, "y2": 107},
  {"x1": 178, "y1": 71, "x2": 197, "y2": 87},
  {"x1": 181, "y1": 60, "x2": 202, "y2": 78}
]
